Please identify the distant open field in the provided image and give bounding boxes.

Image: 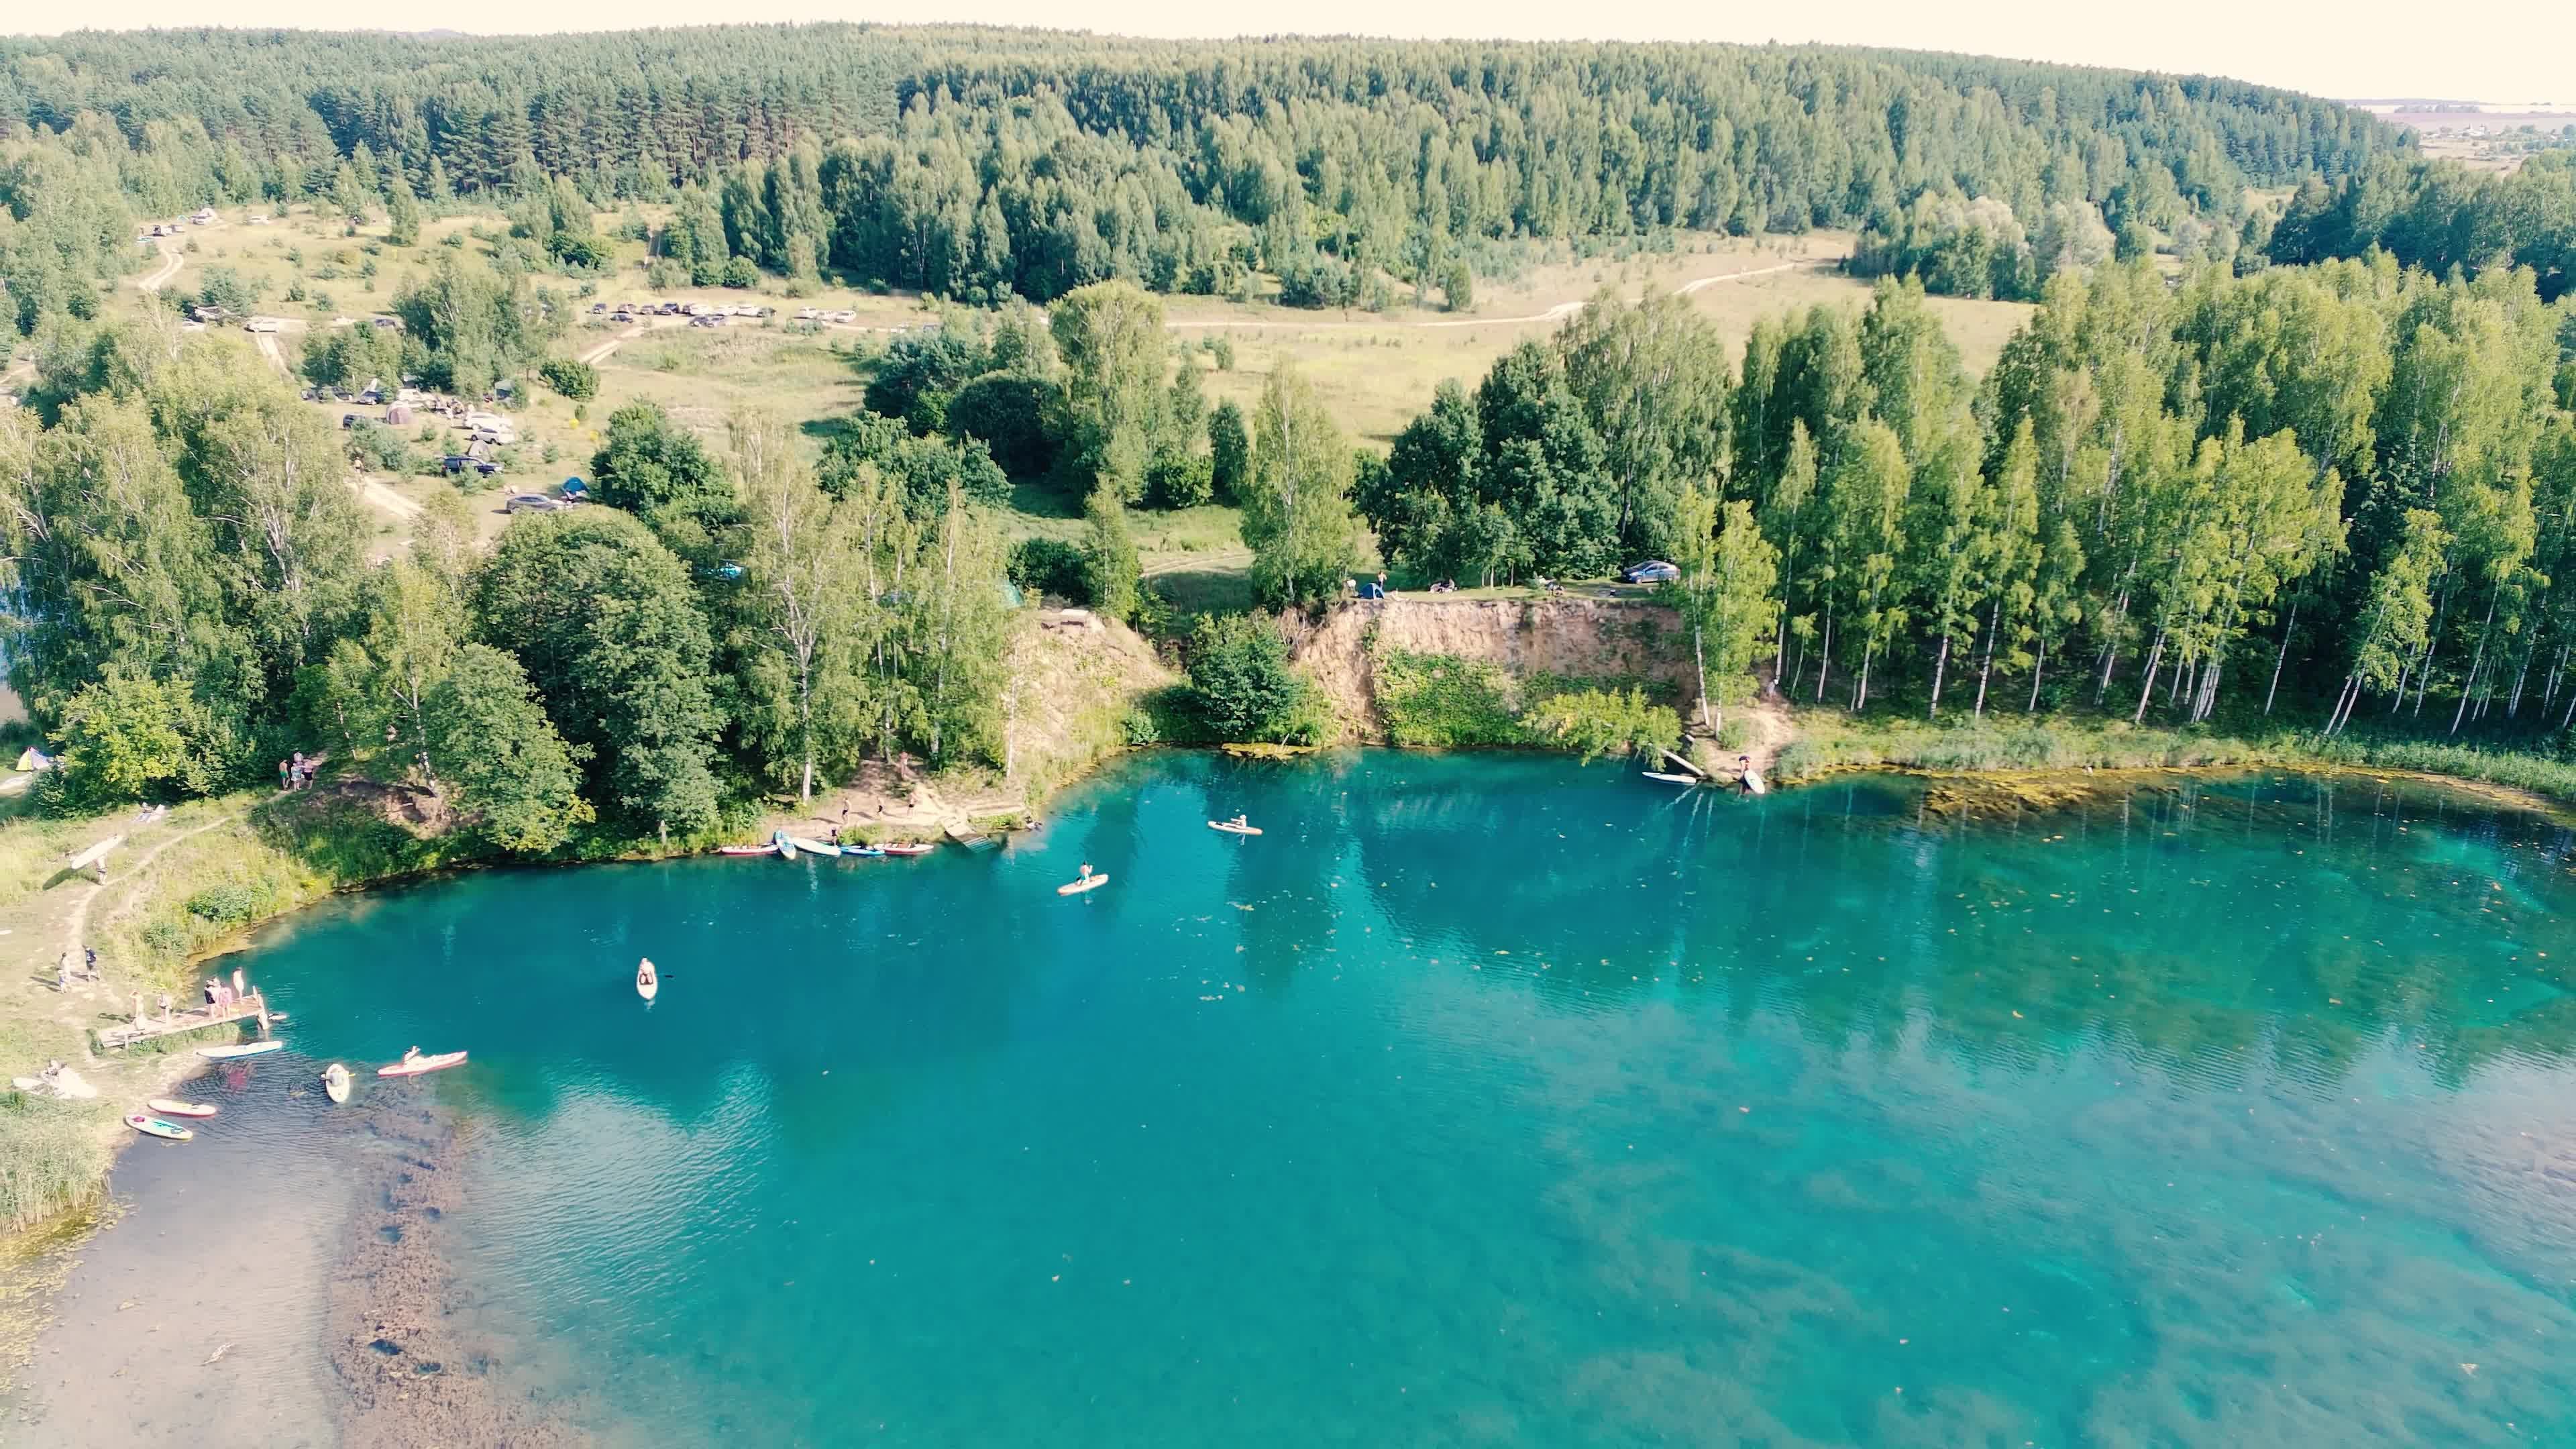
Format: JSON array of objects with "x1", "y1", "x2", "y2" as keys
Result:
[
  {"x1": 128, "y1": 206, "x2": 2034, "y2": 456},
  {"x1": 101, "y1": 205, "x2": 2038, "y2": 600},
  {"x1": 1169, "y1": 232, "x2": 2032, "y2": 443}
]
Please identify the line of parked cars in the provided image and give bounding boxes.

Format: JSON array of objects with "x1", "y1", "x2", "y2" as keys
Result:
[{"x1": 596, "y1": 301, "x2": 774, "y2": 324}]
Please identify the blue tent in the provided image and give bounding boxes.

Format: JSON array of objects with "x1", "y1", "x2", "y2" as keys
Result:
[{"x1": 560, "y1": 476, "x2": 590, "y2": 500}]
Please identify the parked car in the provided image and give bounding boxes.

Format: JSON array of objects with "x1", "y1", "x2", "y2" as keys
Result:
[
  {"x1": 340, "y1": 414, "x2": 360, "y2": 429},
  {"x1": 589, "y1": 302, "x2": 607, "y2": 313},
  {"x1": 1618, "y1": 560, "x2": 1680, "y2": 584},
  {"x1": 504, "y1": 494, "x2": 566, "y2": 515}
]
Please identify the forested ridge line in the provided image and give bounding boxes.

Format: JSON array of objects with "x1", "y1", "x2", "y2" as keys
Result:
[{"x1": 1, "y1": 25, "x2": 2406, "y2": 325}]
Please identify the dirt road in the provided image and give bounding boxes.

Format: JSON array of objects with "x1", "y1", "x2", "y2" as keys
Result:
[
  {"x1": 133, "y1": 241, "x2": 185, "y2": 294},
  {"x1": 1170, "y1": 258, "x2": 1831, "y2": 331}
]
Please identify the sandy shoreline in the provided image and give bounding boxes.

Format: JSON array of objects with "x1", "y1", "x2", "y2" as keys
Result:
[{"x1": 6, "y1": 1071, "x2": 594, "y2": 1446}]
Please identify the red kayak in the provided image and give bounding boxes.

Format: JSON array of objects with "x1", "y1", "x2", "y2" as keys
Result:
[{"x1": 378, "y1": 1049, "x2": 468, "y2": 1077}]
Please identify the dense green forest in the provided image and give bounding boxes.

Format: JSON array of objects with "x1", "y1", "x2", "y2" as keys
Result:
[
  {"x1": 1347, "y1": 255, "x2": 2576, "y2": 737},
  {"x1": 5, "y1": 25, "x2": 2575, "y2": 838},
  {"x1": 2266, "y1": 150, "x2": 2576, "y2": 300},
  {"x1": 0, "y1": 330, "x2": 1021, "y2": 846},
  {"x1": 4, "y1": 25, "x2": 2405, "y2": 329}
]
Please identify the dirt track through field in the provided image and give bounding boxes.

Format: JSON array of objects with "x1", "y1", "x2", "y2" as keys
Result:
[
  {"x1": 1169, "y1": 258, "x2": 1828, "y2": 331},
  {"x1": 133, "y1": 241, "x2": 186, "y2": 294}
]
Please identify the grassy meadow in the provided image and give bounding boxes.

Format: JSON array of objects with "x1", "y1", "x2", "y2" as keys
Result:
[{"x1": 109, "y1": 203, "x2": 2039, "y2": 615}]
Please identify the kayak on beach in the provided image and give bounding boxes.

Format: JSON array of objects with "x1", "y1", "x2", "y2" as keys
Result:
[
  {"x1": 877, "y1": 841, "x2": 934, "y2": 857},
  {"x1": 146, "y1": 1099, "x2": 217, "y2": 1118},
  {"x1": 199, "y1": 1040, "x2": 284, "y2": 1061},
  {"x1": 125, "y1": 1114, "x2": 193, "y2": 1141},
  {"x1": 378, "y1": 1048, "x2": 468, "y2": 1078}
]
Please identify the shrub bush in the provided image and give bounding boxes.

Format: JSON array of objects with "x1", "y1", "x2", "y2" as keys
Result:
[
  {"x1": 184, "y1": 882, "x2": 260, "y2": 926},
  {"x1": 539, "y1": 357, "x2": 600, "y2": 400},
  {"x1": 1009, "y1": 537, "x2": 1091, "y2": 603},
  {"x1": 1185, "y1": 615, "x2": 1324, "y2": 745}
]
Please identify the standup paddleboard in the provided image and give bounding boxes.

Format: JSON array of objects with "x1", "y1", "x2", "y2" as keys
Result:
[
  {"x1": 1207, "y1": 820, "x2": 1263, "y2": 835},
  {"x1": 1641, "y1": 771, "x2": 1701, "y2": 785},
  {"x1": 146, "y1": 1098, "x2": 217, "y2": 1118},
  {"x1": 1057, "y1": 873, "x2": 1112, "y2": 896},
  {"x1": 637, "y1": 957, "x2": 659, "y2": 1002},
  {"x1": 378, "y1": 1050, "x2": 468, "y2": 1078},
  {"x1": 199, "y1": 1040, "x2": 284, "y2": 1061},
  {"x1": 323, "y1": 1063, "x2": 352, "y2": 1104},
  {"x1": 126, "y1": 1114, "x2": 193, "y2": 1141}
]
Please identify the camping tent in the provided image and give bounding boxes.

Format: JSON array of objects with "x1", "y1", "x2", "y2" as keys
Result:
[
  {"x1": 15, "y1": 747, "x2": 54, "y2": 773},
  {"x1": 384, "y1": 402, "x2": 415, "y2": 426}
]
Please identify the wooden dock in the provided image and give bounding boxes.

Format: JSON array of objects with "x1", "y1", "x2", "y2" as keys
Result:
[{"x1": 93, "y1": 991, "x2": 273, "y2": 1052}]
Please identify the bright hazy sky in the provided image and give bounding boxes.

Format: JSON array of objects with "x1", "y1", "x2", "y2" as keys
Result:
[{"x1": 13, "y1": 1, "x2": 2569, "y2": 107}]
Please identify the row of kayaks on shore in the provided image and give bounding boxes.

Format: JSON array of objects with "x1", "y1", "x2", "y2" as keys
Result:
[
  {"x1": 718, "y1": 833, "x2": 937, "y2": 860},
  {"x1": 130, "y1": 1049, "x2": 464, "y2": 1142}
]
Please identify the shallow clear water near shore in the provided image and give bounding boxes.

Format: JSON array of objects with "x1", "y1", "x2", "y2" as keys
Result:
[{"x1": 21, "y1": 753, "x2": 2576, "y2": 1445}]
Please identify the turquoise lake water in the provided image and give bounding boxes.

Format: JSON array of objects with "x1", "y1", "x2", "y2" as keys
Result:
[{"x1": 129, "y1": 755, "x2": 2576, "y2": 1443}]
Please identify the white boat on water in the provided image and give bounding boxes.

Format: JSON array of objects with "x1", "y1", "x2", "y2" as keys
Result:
[
  {"x1": 199, "y1": 1040, "x2": 284, "y2": 1061},
  {"x1": 637, "y1": 957, "x2": 659, "y2": 1002},
  {"x1": 323, "y1": 1063, "x2": 352, "y2": 1104},
  {"x1": 378, "y1": 1049, "x2": 467, "y2": 1078}
]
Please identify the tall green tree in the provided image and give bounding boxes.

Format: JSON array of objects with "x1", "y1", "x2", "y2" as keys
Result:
[
  {"x1": 1669, "y1": 491, "x2": 1778, "y2": 729},
  {"x1": 1051, "y1": 280, "x2": 1169, "y2": 502},
  {"x1": 476, "y1": 508, "x2": 724, "y2": 839},
  {"x1": 1242, "y1": 365, "x2": 1362, "y2": 610},
  {"x1": 423, "y1": 643, "x2": 593, "y2": 855}
]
